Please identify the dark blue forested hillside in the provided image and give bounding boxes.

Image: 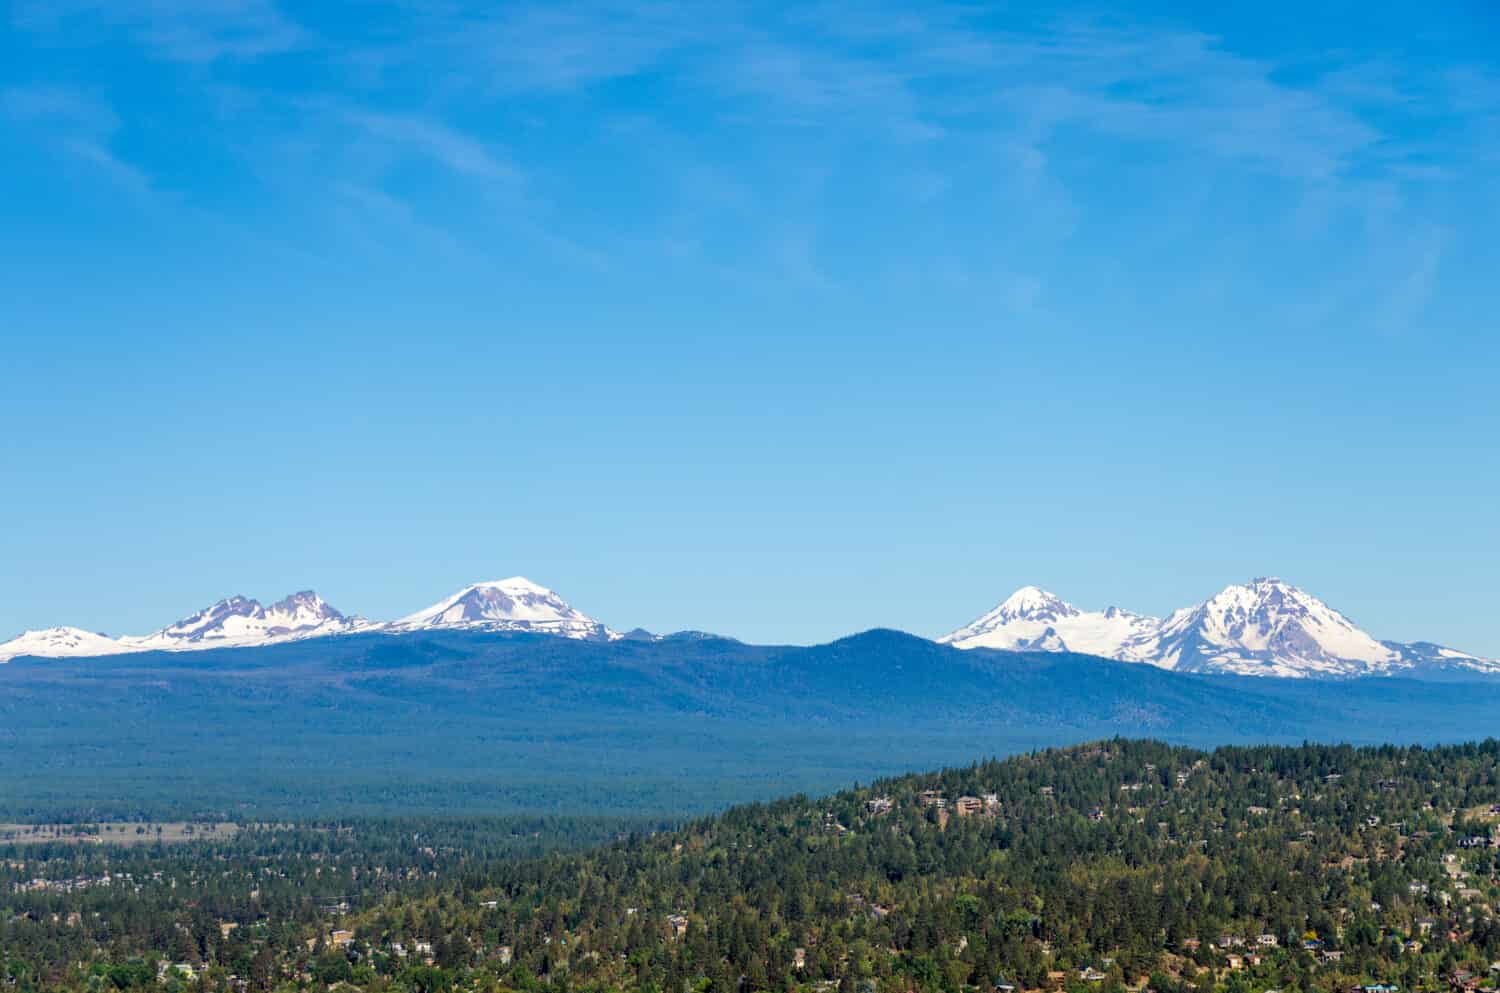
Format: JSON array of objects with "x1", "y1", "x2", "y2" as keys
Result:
[{"x1": 0, "y1": 629, "x2": 1495, "y2": 819}]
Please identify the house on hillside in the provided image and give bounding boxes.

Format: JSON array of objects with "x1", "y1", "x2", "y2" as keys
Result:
[{"x1": 954, "y1": 796, "x2": 985, "y2": 817}]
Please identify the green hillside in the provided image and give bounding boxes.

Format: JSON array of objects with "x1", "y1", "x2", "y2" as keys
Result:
[{"x1": 5, "y1": 741, "x2": 1500, "y2": 993}]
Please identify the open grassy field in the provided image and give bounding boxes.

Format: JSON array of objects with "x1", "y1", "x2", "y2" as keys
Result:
[{"x1": 0, "y1": 822, "x2": 239, "y2": 845}]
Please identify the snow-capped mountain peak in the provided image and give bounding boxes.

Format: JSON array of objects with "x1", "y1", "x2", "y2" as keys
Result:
[
  {"x1": 993, "y1": 586, "x2": 1080, "y2": 623},
  {"x1": 392, "y1": 577, "x2": 613, "y2": 640},
  {"x1": 265, "y1": 590, "x2": 346, "y2": 628},
  {"x1": 939, "y1": 587, "x2": 1159, "y2": 660},
  {"x1": 1152, "y1": 577, "x2": 1401, "y2": 677},
  {"x1": 0, "y1": 626, "x2": 135, "y2": 663},
  {"x1": 944, "y1": 576, "x2": 1500, "y2": 679},
  {"x1": 120, "y1": 591, "x2": 363, "y2": 651},
  {"x1": 2, "y1": 575, "x2": 618, "y2": 663}
]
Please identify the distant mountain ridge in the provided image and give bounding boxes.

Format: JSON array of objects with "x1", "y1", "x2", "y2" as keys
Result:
[
  {"x1": 3, "y1": 574, "x2": 1494, "y2": 680},
  {"x1": 5, "y1": 626, "x2": 1500, "y2": 818},
  {"x1": 942, "y1": 576, "x2": 1500, "y2": 679},
  {"x1": 0, "y1": 576, "x2": 613, "y2": 662}
]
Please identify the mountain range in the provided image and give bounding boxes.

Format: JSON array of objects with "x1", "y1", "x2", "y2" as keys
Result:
[
  {"x1": 0, "y1": 577, "x2": 612, "y2": 663},
  {"x1": 3, "y1": 574, "x2": 1496, "y2": 680},
  {"x1": 940, "y1": 577, "x2": 1499, "y2": 678}
]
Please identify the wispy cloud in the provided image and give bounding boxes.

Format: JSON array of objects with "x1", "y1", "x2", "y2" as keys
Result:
[
  {"x1": 2, "y1": 85, "x2": 151, "y2": 194},
  {"x1": 15, "y1": 0, "x2": 304, "y2": 62},
  {"x1": 7, "y1": 0, "x2": 1493, "y2": 319},
  {"x1": 58, "y1": 136, "x2": 153, "y2": 194},
  {"x1": 342, "y1": 110, "x2": 521, "y2": 186}
]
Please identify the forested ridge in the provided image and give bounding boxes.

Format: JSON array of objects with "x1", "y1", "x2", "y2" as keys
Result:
[
  {"x1": 5, "y1": 741, "x2": 1500, "y2": 993},
  {"x1": 7, "y1": 629, "x2": 1500, "y2": 820}
]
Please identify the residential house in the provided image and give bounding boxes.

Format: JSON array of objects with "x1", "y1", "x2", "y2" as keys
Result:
[{"x1": 954, "y1": 796, "x2": 986, "y2": 818}]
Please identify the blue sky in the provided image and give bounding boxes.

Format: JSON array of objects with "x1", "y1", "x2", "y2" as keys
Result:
[{"x1": 2, "y1": 1, "x2": 1498, "y2": 652}]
